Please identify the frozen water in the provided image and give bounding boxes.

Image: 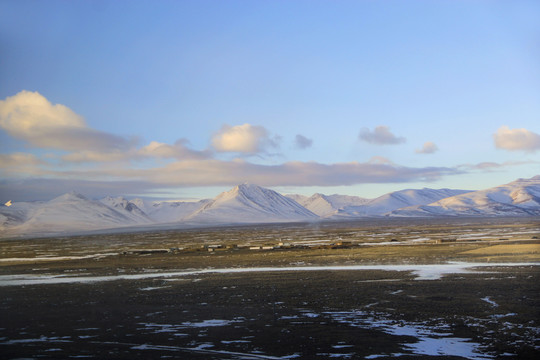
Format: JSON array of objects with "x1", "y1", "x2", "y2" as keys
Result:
[
  {"x1": 0, "y1": 262, "x2": 537, "y2": 286},
  {"x1": 481, "y1": 296, "x2": 499, "y2": 307}
]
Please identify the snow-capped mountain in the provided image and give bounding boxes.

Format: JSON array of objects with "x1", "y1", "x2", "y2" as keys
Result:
[
  {"x1": 291, "y1": 193, "x2": 369, "y2": 217},
  {"x1": 185, "y1": 183, "x2": 318, "y2": 224},
  {"x1": 333, "y1": 188, "x2": 470, "y2": 217},
  {"x1": 1, "y1": 177, "x2": 539, "y2": 238},
  {"x1": 389, "y1": 176, "x2": 540, "y2": 217},
  {"x1": 1, "y1": 192, "x2": 150, "y2": 236}
]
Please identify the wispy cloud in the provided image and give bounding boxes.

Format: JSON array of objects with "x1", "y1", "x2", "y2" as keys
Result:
[
  {"x1": 0, "y1": 153, "x2": 46, "y2": 177},
  {"x1": 493, "y1": 126, "x2": 540, "y2": 152},
  {"x1": 61, "y1": 150, "x2": 132, "y2": 163},
  {"x1": 2, "y1": 157, "x2": 460, "y2": 190},
  {"x1": 0, "y1": 153, "x2": 43, "y2": 167},
  {"x1": 211, "y1": 123, "x2": 279, "y2": 154},
  {"x1": 458, "y1": 160, "x2": 537, "y2": 171},
  {"x1": 294, "y1": 134, "x2": 313, "y2": 149},
  {"x1": 61, "y1": 139, "x2": 211, "y2": 163},
  {"x1": 359, "y1": 126, "x2": 406, "y2": 145},
  {"x1": 415, "y1": 141, "x2": 438, "y2": 154}
]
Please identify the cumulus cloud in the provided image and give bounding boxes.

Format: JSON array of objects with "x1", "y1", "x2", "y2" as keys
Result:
[
  {"x1": 359, "y1": 126, "x2": 406, "y2": 145},
  {"x1": 0, "y1": 90, "x2": 133, "y2": 151},
  {"x1": 415, "y1": 141, "x2": 438, "y2": 154},
  {"x1": 0, "y1": 91, "x2": 215, "y2": 164},
  {"x1": 294, "y1": 134, "x2": 313, "y2": 149},
  {"x1": 212, "y1": 123, "x2": 279, "y2": 154},
  {"x1": 493, "y1": 126, "x2": 540, "y2": 152}
]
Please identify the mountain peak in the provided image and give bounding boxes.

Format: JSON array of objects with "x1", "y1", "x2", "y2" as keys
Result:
[
  {"x1": 186, "y1": 183, "x2": 318, "y2": 223},
  {"x1": 510, "y1": 175, "x2": 540, "y2": 186},
  {"x1": 236, "y1": 182, "x2": 260, "y2": 191},
  {"x1": 50, "y1": 191, "x2": 88, "y2": 203},
  {"x1": 230, "y1": 183, "x2": 275, "y2": 200}
]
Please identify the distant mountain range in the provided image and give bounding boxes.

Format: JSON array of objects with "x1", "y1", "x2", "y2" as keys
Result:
[
  {"x1": 1, "y1": 176, "x2": 539, "y2": 237},
  {"x1": 389, "y1": 176, "x2": 540, "y2": 217}
]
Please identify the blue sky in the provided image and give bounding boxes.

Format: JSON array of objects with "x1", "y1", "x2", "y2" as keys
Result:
[{"x1": 1, "y1": 0, "x2": 539, "y2": 201}]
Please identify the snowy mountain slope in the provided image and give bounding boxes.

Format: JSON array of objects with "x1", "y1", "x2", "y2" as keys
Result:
[
  {"x1": 293, "y1": 193, "x2": 369, "y2": 217},
  {"x1": 1, "y1": 177, "x2": 539, "y2": 238},
  {"x1": 2, "y1": 192, "x2": 151, "y2": 236},
  {"x1": 132, "y1": 199, "x2": 211, "y2": 223},
  {"x1": 185, "y1": 183, "x2": 318, "y2": 224},
  {"x1": 0, "y1": 201, "x2": 39, "y2": 229},
  {"x1": 389, "y1": 176, "x2": 540, "y2": 217},
  {"x1": 285, "y1": 194, "x2": 308, "y2": 205},
  {"x1": 99, "y1": 196, "x2": 153, "y2": 223},
  {"x1": 332, "y1": 188, "x2": 470, "y2": 217}
]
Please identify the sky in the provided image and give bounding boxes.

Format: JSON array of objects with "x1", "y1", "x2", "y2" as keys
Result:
[{"x1": 1, "y1": 0, "x2": 539, "y2": 202}]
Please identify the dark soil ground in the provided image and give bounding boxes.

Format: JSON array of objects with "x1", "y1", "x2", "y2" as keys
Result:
[{"x1": 1, "y1": 218, "x2": 539, "y2": 359}]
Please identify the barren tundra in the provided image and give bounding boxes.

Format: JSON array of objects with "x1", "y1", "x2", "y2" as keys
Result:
[{"x1": 1, "y1": 217, "x2": 539, "y2": 359}]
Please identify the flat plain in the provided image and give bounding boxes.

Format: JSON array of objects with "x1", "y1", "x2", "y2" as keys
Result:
[{"x1": 1, "y1": 217, "x2": 539, "y2": 359}]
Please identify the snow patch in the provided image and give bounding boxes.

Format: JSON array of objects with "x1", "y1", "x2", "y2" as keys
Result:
[{"x1": 1, "y1": 262, "x2": 537, "y2": 286}]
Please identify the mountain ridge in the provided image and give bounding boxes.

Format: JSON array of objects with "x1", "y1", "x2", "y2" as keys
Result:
[
  {"x1": 1, "y1": 176, "x2": 539, "y2": 237},
  {"x1": 389, "y1": 177, "x2": 540, "y2": 217},
  {"x1": 185, "y1": 183, "x2": 318, "y2": 224}
]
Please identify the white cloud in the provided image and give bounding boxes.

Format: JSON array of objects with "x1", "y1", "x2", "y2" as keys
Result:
[
  {"x1": 493, "y1": 126, "x2": 540, "y2": 152},
  {"x1": 0, "y1": 90, "x2": 132, "y2": 151},
  {"x1": 138, "y1": 139, "x2": 210, "y2": 160},
  {"x1": 415, "y1": 141, "x2": 438, "y2": 154},
  {"x1": 0, "y1": 93, "x2": 464, "y2": 201},
  {"x1": 294, "y1": 134, "x2": 313, "y2": 149},
  {"x1": 0, "y1": 91, "x2": 215, "y2": 164},
  {"x1": 212, "y1": 123, "x2": 278, "y2": 154},
  {"x1": 359, "y1": 126, "x2": 406, "y2": 145},
  {"x1": 140, "y1": 141, "x2": 183, "y2": 158}
]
